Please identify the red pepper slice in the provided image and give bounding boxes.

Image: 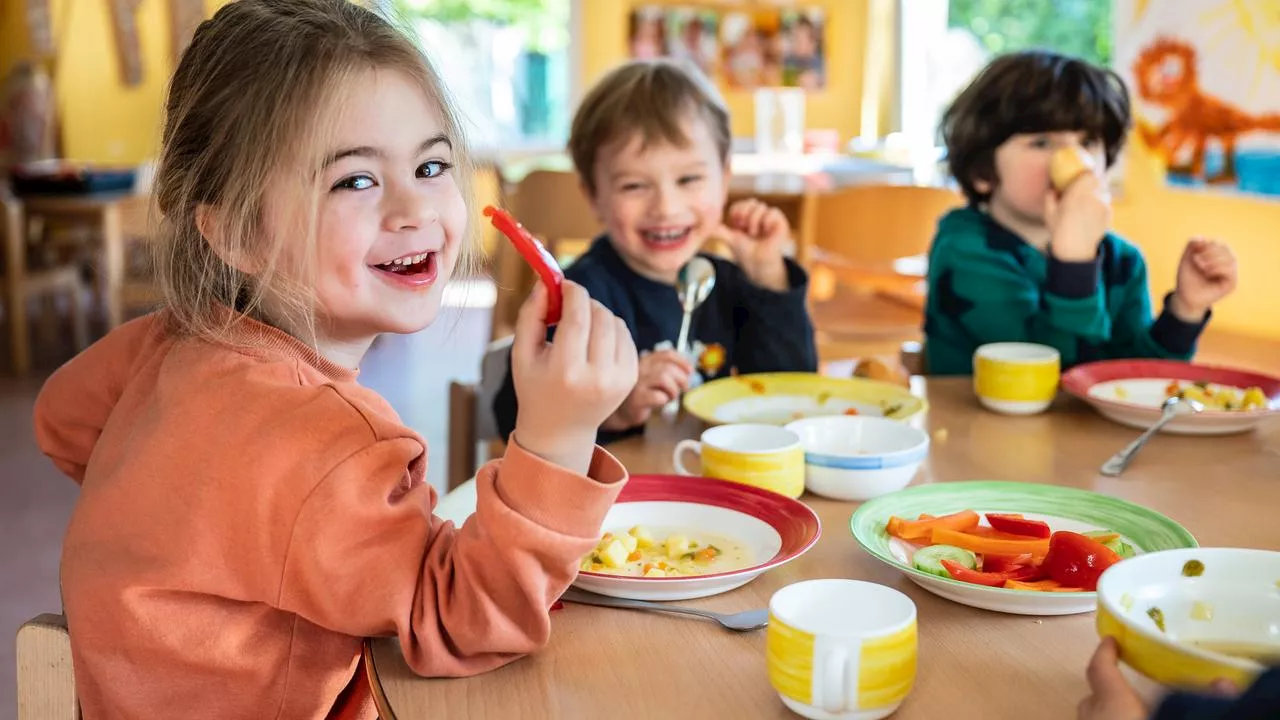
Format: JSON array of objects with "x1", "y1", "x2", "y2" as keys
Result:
[
  {"x1": 1039, "y1": 531, "x2": 1122, "y2": 592},
  {"x1": 484, "y1": 205, "x2": 565, "y2": 325},
  {"x1": 982, "y1": 553, "x2": 1033, "y2": 573},
  {"x1": 940, "y1": 559, "x2": 1043, "y2": 587},
  {"x1": 986, "y1": 513, "x2": 1051, "y2": 539}
]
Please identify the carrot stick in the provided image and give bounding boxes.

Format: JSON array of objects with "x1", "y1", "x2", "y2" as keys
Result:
[
  {"x1": 931, "y1": 527, "x2": 1051, "y2": 557},
  {"x1": 893, "y1": 510, "x2": 980, "y2": 541}
]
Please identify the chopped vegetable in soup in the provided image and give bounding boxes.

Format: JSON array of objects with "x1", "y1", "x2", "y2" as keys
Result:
[
  {"x1": 580, "y1": 525, "x2": 752, "y2": 577},
  {"x1": 1165, "y1": 381, "x2": 1268, "y2": 411}
]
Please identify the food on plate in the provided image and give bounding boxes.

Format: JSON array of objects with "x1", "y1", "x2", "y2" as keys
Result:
[
  {"x1": 580, "y1": 525, "x2": 752, "y2": 578},
  {"x1": 853, "y1": 357, "x2": 910, "y2": 388},
  {"x1": 1164, "y1": 380, "x2": 1268, "y2": 411},
  {"x1": 1050, "y1": 144, "x2": 1095, "y2": 191},
  {"x1": 885, "y1": 510, "x2": 1130, "y2": 592}
]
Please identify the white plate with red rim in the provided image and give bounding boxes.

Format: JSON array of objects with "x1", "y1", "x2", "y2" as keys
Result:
[
  {"x1": 1062, "y1": 359, "x2": 1280, "y2": 435},
  {"x1": 573, "y1": 474, "x2": 821, "y2": 601}
]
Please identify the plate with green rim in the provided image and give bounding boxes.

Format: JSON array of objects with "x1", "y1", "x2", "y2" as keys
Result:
[{"x1": 850, "y1": 481, "x2": 1198, "y2": 615}]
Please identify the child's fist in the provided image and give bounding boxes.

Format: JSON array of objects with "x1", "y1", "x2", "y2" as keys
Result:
[
  {"x1": 718, "y1": 198, "x2": 791, "y2": 291},
  {"x1": 511, "y1": 282, "x2": 638, "y2": 474},
  {"x1": 603, "y1": 350, "x2": 694, "y2": 431},
  {"x1": 1171, "y1": 238, "x2": 1237, "y2": 322}
]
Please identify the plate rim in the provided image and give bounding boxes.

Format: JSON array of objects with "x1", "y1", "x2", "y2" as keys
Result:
[
  {"x1": 1062, "y1": 359, "x2": 1280, "y2": 419},
  {"x1": 577, "y1": 473, "x2": 822, "y2": 583},
  {"x1": 849, "y1": 480, "x2": 1199, "y2": 599},
  {"x1": 681, "y1": 371, "x2": 929, "y2": 426}
]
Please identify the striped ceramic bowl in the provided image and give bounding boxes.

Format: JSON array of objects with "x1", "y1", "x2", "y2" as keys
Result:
[{"x1": 785, "y1": 416, "x2": 929, "y2": 501}]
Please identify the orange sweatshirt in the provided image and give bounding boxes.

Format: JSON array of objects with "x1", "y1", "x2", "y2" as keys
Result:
[{"x1": 33, "y1": 311, "x2": 626, "y2": 720}]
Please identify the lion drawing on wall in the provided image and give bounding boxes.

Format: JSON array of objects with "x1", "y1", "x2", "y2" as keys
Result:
[{"x1": 1133, "y1": 37, "x2": 1280, "y2": 184}]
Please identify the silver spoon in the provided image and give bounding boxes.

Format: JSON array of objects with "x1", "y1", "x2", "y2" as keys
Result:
[
  {"x1": 1100, "y1": 396, "x2": 1204, "y2": 477},
  {"x1": 560, "y1": 587, "x2": 768, "y2": 632},
  {"x1": 662, "y1": 257, "x2": 717, "y2": 416}
]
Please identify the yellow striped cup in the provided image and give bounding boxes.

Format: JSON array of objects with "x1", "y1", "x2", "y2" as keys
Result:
[
  {"x1": 973, "y1": 342, "x2": 1061, "y2": 415},
  {"x1": 672, "y1": 424, "x2": 805, "y2": 498},
  {"x1": 767, "y1": 580, "x2": 917, "y2": 720}
]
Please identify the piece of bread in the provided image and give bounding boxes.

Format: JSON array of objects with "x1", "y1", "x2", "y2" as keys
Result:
[{"x1": 1050, "y1": 145, "x2": 1095, "y2": 191}]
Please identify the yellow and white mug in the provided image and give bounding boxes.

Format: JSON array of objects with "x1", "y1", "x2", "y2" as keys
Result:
[
  {"x1": 767, "y1": 579, "x2": 918, "y2": 720},
  {"x1": 973, "y1": 342, "x2": 1061, "y2": 415},
  {"x1": 672, "y1": 424, "x2": 805, "y2": 498}
]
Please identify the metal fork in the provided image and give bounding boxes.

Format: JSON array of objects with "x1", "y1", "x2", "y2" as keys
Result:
[
  {"x1": 1100, "y1": 396, "x2": 1204, "y2": 477},
  {"x1": 560, "y1": 587, "x2": 769, "y2": 632}
]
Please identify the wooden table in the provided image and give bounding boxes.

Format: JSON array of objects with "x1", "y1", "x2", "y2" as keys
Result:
[
  {"x1": 22, "y1": 192, "x2": 130, "y2": 330},
  {"x1": 372, "y1": 379, "x2": 1280, "y2": 720}
]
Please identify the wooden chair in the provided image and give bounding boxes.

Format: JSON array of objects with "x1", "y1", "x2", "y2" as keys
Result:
[
  {"x1": 116, "y1": 193, "x2": 162, "y2": 313},
  {"x1": 16, "y1": 614, "x2": 80, "y2": 720},
  {"x1": 2, "y1": 194, "x2": 89, "y2": 375},
  {"x1": 447, "y1": 337, "x2": 513, "y2": 491},
  {"x1": 797, "y1": 184, "x2": 963, "y2": 268},
  {"x1": 490, "y1": 170, "x2": 601, "y2": 340}
]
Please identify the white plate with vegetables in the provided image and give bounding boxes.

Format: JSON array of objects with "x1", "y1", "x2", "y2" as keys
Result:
[
  {"x1": 575, "y1": 474, "x2": 821, "y2": 601},
  {"x1": 850, "y1": 481, "x2": 1198, "y2": 615}
]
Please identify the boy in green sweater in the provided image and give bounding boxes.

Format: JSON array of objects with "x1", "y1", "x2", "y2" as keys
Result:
[{"x1": 924, "y1": 50, "x2": 1238, "y2": 376}]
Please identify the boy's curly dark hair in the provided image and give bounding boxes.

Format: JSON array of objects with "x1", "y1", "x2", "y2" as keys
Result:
[{"x1": 941, "y1": 50, "x2": 1132, "y2": 205}]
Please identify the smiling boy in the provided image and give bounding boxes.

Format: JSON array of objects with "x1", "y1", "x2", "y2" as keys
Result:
[{"x1": 494, "y1": 59, "x2": 817, "y2": 443}]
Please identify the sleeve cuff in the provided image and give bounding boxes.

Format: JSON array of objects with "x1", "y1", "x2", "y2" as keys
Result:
[
  {"x1": 1045, "y1": 254, "x2": 1100, "y2": 299},
  {"x1": 491, "y1": 440, "x2": 628, "y2": 538},
  {"x1": 1151, "y1": 292, "x2": 1209, "y2": 356}
]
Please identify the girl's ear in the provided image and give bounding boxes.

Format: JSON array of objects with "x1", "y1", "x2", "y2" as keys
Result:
[{"x1": 197, "y1": 204, "x2": 261, "y2": 274}]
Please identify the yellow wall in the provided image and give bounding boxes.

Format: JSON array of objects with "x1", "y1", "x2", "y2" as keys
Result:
[
  {"x1": 0, "y1": 0, "x2": 228, "y2": 165},
  {"x1": 580, "y1": 0, "x2": 868, "y2": 143},
  {"x1": 1114, "y1": 142, "x2": 1280, "y2": 340}
]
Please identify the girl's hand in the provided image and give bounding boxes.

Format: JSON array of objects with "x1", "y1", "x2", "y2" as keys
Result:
[
  {"x1": 511, "y1": 282, "x2": 638, "y2": 474},
  {"x1": 1048, "y1": 171, "x2": 1111, "y2": 262},
  {"x1": 602, "y1": 350, "x2": 694, "y2": 431},
  {"x1": 1171, "y1": 238, "x2": 1237, "y2": 322},
  {"x1": 718, "y1": 198, "x2": 791, "y2": 291},
  {"x1": 1077, "y1": 638, "x2": 1148, "y2": 720}
]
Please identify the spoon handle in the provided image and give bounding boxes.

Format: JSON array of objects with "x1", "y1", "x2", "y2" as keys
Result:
[
  {"x1": 560, "y1": 588, "x2": 718, "y2": 622},
  {"x1": 1100, "y1": 406, "x2": 1178, "y2": 477}
]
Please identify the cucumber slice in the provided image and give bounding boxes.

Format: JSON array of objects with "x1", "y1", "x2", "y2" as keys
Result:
[
  {"x1": 912, "y1": 545, "x2": 977, "y2": 578},
  {"x1": 1084, "y1": 530, "x2": 1136, "y2": 559}
]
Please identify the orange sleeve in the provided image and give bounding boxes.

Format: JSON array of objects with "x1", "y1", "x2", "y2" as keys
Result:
[
  {"x1": 276, "y1": 438, "x2": 626, "y2": 677},
  {"x1": 32, "y1": 315, "x2": 163, "y2": 483}
]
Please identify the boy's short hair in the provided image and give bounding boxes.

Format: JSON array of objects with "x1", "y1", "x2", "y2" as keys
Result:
[
  {"x1": 570, "y1": 59, "x2": 731, "y2": 195},
  {"x1": 941, "y1": 50, "x2": 1132, "y2": 205}
]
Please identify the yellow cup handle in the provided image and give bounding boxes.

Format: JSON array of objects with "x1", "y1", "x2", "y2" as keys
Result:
[
  {"x1": 672, "y1": 440, "x2": 702, "y2": 475},
  {"x1": 820, "y1": 647, "x2": 850, "y2": 713}
]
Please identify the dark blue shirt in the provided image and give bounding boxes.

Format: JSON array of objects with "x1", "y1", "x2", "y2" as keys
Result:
[
  {"x1": 1151, "y1": 667, "x2": 1280, "y2": 720},
  {"x1": 493, "y1": 235, "x2": 817, "y2": 444}
]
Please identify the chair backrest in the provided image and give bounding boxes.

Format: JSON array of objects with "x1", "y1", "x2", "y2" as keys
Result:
[
  {"x1": 1, "y1": 192, "x2": 25, "y2": 278},
  {"x1": 16, "y1": 614, "x2": 80, "y2": 720},
  {"x1": 800, "y1": 184, "x2": 964, "y2": 265},
  {"x1": 490, "y1": 170, "x2": 600, "y2": 340},
  {"x1": 447, "y1": 337, "x2": 513, "y2": 491}
]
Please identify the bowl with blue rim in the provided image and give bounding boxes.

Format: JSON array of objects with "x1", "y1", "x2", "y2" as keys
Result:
[{"x1": 784, "y1": 415, "x2": 929, "y2": 501}]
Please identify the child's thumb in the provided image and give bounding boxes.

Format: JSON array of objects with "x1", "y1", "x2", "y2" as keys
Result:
[{"x1": 511, "y1": 283, "x2": 548, "y2": 366}]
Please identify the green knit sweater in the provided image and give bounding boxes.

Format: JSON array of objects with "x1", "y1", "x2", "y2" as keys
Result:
[{"x1": 923, "y1": 207, "x2": 1207, "y2": 376}]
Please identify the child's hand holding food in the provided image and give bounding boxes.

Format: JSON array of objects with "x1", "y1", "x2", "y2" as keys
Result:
[
  {"x1": 718, "y1": 197, "x2": 791, "y2": 292},
  {"x1": 603, "y1": 350, "x2": 694, "y2": 431},
  {"x1": 512, "y1": 281, "x2": 638, "y2": 474},
  {"x1": 1170, "y1": 237, "x2": 1237, "y2": 323},
  {"x1": 1047, "y1": 148, "x2": 1111, "y2": 263}
]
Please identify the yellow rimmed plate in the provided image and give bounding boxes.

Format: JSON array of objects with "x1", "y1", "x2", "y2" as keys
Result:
[{"x1": 683, "y1": 372, "x2": 926, "y2": 426}]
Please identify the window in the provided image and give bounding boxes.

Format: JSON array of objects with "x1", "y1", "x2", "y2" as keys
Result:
[
  {"x1": 396, "y1": 0, "x2": 576, "y2": 151},
  {"x1": 895, "y1": 0, "x2": 1114, "y2": 152}
]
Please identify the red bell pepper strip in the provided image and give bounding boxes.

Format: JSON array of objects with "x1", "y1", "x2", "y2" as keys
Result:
[
  {"x1": 985, "y1": 513, "x2": 1051, "y2": 539},
  {"x1": 1039, "y1": 531, "x2": 1122, "y2": 592},
  {"x1": 982, "y1": 554, "x2": 1033, "y2": 573},
  {"x1": 484, "y1": 205, "x2": 565, "y2": 325},
  {"x1": 940, "y1": 559, "x2": 1043, "y2": 587}
]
